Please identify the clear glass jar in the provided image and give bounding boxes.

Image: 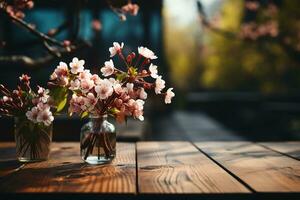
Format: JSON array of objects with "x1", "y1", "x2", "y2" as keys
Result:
[
  {"x1": 14, "y1": 117, "x2": 53, "y2": 162},
  {"x1": 80, "y1": 115, "x2": 116, "y2": 164}
]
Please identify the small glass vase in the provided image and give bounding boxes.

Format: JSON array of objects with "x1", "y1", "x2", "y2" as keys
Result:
[
  {"x1": 14, "y1": 117, "x2": 53, "y2": 162},
  {"x1": 80, "y1": 115, "x2": 116, "y2": 164}
]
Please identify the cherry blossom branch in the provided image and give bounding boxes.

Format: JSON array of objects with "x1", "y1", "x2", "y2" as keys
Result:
[
  {"x1": 47, "y1": 21, "x2": 69, "y2": 37},
  {"x1": 106, "y1": 0, "x2": 139, "y2": 21}
]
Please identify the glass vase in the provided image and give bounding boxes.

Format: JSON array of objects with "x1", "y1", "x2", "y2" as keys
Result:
[
  {"x1": 14, "y1": 117, "x2": 53, "y2": 162},
  {"x1": 80, "y1": 115, "x2": 116, "y2": 164}
]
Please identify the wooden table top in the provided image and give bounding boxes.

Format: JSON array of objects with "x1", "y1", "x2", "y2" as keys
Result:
[{"x1": 0, "y1": 141, "x2": 299, "y2": 199}]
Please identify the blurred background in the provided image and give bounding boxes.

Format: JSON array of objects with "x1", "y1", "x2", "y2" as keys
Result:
[{"x1": 1, "y1": 0, "x2": 300, "y2": 142}]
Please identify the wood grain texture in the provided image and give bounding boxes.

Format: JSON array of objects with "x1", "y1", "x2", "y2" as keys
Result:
[
  {"x1": 259, "y1": 142, "x2": 300, "y2": 160},
  {"x1": 137, "y1": 141, "x2": 250, "y2": 194},
  {"x1": 195, "y1": 142, "x2": 300, "y2": 192},
  {"x1": 0, "y1": 142, "x2": 136, "y2": 193}
]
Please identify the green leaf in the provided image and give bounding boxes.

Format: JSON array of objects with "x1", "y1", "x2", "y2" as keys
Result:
[
  {"x1": 50, "y1": 87, "x2": 68, "y2": 113},
  {"x1": 116, "y1": 73, "x2": 127, "y2": 81},
  {"x1": 81, "y1": 111, "x2": 88, "y2": 118},
  {"x1": 109, "y1": 107, "x2": 120, "y2": 114},
  {"x1": 56, "y1": 97, "x2": 67, "y2": 112}
]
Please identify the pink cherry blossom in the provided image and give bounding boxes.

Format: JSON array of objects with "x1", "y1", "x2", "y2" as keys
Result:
[
  {"x1": 46, "y1": 45, "x2": 175, "y2": 124},
  {"x1": 79, "y1": 70, "x2": 92, "y2": 80},
  {"x1": 2, "y1": 96, "x2": 12, "y2": 102},
  {"x1": 26, "y1": 107, "x2": 39, "y2": 123},
  {"x1": 138, "y1": 46, "x2": 157, "y2": 60},
  {"x1": 19, "y1": 74, "x2": 31, "y2": 82},
  {"x1": 121, "y1": 3, "x2": 139, "y2": 16},
  {"x1": 149, "y1": 63, "x2": 158, "y2": 78},
  {"x1": 109, "y1": 42, "x2": 124, "y2": 57},
  {"x1": 155, "y1": 76, "x2": 165, "y2": 94},
  {"x1": 139, "y1": 88, "x2": 147, "y2": 100},
  {"x1": 58, "y1": 76, "x2": 69, "y2": 86},
  {"x1": 113, "y1": 83, "x2": 123, "y2": 94},
  {"x1": 165, "y1": 88, "x2": 175, "y2": 104},
  {"x1": 50, "y1": 72, "x2": 57, "y2": 80},
  {"x1": 37, "y1": 109, "x2": 54, "y2": 126},
  {"x1": 37, "y1": 102, "x2": 50, "y2": 111},
  {"x1": 95, "y1": 79, "x2": 114, "y2": 100},
  {"x1": 80, "y1": 78, "x2": 94, "y2": 93},
  {"x1": 128, "y1": 99, "x2": 145, "y2": 121},
  {"x1": 51, "y1": 62, "x2": 68, "y2": 80},
  {"x1": 91, "y1": 74, "x2": 101, "y2": 85},
  {"x1": 84, "y1": 93, "x2": 97, "y2": 111},
  {"x1": 69, "y1": 79, "x2": 80, "y2": 90},
  {"x1": 37, "y1": 86, "x2": 50, "y2": 103},
  {"x1": 101, "y1": 59, "x2": 115, "y2": 77},
  {"x1": 69, "y1": 57, "x2": 85, "y2": 74},
  {"x1": 69, "y1": 94, "x2": 89, "y2": 114}
]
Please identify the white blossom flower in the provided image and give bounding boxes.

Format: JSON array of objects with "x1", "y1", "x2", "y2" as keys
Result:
[
  {"x1": 135, "y1": 99, "x2": 144, "y2": 109},
  {"x1": 109, "y1": 42, "x2": 124, "y2": 57},
  {"x1": 37, "y1": 109, "x2": 54, "y2": 126},
  {"x1": 101, "y1": 59, "x2": 115, "y2": 77},
  {"x1": 26, "y1": 107, "x2": 39, "y2": 123},
  {"x1": 69, "y1": 57, "x2": 85, "y2": 74},
  {"x1": 149, "y1": 64, "x2": 158, "y2": 78},
  {"x1": 69, "y1": 79, "x2": 80, "y2": 90},
  {"x1": 2, "y1": 96, "x2": 12, "y2": 102},
  {"x1": 126, "y1": 83, "x2": 134, "y2": 93},
  {"x1": 155, "y1": 76, "x2": 165, "y2": 94},
  {"x1": 139, "y1": 88, "x2": 147, "y2": 100},
  {"x1": 138, "y1": 46, "x2": 157, "y2": 59},
  {"x1": 95, "y1": 79, "x2": 114, "y2": 100},
  {"x1": 113, "y1": 83, "x2": 123, "y2": 94},
  {"x1": 165, "y1": 88, "x2": 175, "y2": 104}
]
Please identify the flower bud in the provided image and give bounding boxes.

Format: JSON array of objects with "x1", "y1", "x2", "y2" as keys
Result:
[
  {"x1": 130, "y1": 52, "x2": 136, "y2": 59},
  {"x1": 126, "y1": 54, "x2": 132, "y2": 63},
  {"x1": 142, "y1": 70, "x2": 148, "y2": 75},
  {"x1": 63, "y1": 40, "x2": 71, "y2": 47}
]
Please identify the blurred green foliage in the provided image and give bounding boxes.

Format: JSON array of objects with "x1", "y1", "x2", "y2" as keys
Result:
[
  {"x1": 200, "y1": 0, "x2": 300, "y2": 93},
  {"x1": 164, "y1": 0, "x2": 300, "y2": 93}
]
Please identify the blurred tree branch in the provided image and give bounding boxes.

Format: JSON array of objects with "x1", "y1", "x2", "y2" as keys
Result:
[
  {"x1": 197, "y1": 1, "x2": 236, "y2": 40},
  {"x1": 0, "y1": 40, "x2": 90, "y2": 69}
]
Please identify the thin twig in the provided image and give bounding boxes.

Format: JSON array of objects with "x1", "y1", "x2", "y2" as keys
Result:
[{"x1": 2, "y1": 9, "x2": 64, "y2": 47}]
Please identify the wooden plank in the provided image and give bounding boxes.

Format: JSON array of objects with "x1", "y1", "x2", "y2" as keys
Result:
[
  {"x1": 195, "y1": 142, "x2": 300, "y2": 192},
  {"x1": 0, "y1": 142, "x2": 26, "y2": 178},
  {"x1": 0, "y1": 142, "x2": 136, "y2": 194},
  {"x1": 137, "y1": 141, "x2": 250, "y2": 193},
  {"x1": 259, "y1": 142, "x2": 300, "y2": 160}
]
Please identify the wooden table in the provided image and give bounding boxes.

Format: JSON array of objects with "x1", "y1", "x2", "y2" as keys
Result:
[{"x1": 0, "y1": 141, "x2": 299, "y2": 199}]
